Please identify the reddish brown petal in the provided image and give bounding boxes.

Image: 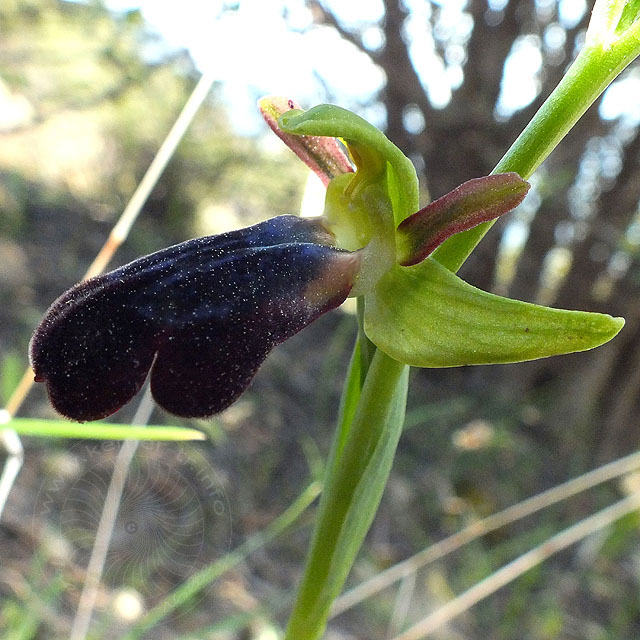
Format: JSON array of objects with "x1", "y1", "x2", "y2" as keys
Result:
[
  {"x1": 396, "y1": 173, "x2": 530, "y2": 266},
  {"x1": 259, "y1": 96, "x2": 353, "y2": 185}
]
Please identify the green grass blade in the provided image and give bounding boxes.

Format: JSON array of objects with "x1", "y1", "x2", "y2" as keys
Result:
[{"x1": 3, "y1": 418, "x2": 205, "y2": 441}]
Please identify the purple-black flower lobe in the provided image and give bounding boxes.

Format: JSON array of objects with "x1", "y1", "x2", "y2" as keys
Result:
[{"x1": 30, "y1": 216, "x2": 360, "y2": 421}]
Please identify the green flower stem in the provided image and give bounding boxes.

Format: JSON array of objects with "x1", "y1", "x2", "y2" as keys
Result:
[
  {"x1": 284, "y1": 349, "x2": 408, "y2": 640},
  {"x1": 434, "y1": 34, "x2": 640, "y2": 273},
  {"x1": 357, "y1": 297, "x2": 376, "y2": 379}
]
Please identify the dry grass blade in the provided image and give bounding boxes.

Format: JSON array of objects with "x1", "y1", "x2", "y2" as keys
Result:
[
  {"x1": 390, "y1": 490, "x2": 640, "y2": 640},
  {"x1": 332, "y1": 448, "x2": 640, "y2": 616},
  {"x1": 386, "y1": 572, "x2": 416, "y2": 639},
  {"x1": 69, "y1": 388, "x2": 154, "y2": 640},
  {"x1": 0, "y1": 567, "x2": 70, "y2": 636}
]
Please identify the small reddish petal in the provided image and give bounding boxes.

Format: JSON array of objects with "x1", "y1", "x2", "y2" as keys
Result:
[
  {"x1": 396, "y1": 173, "x2": 530, "y2": 266},
  {"x1": 259, "y1": 96, "x2": 353, "y2": 185}
]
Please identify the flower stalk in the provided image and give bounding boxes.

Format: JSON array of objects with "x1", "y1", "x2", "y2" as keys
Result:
[{"x1": 283, "y1": 4, "x2": 640, "y2": 637}]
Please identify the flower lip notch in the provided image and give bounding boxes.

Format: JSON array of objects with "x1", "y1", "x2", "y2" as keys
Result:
[{"x1": 30, "y1": 215, "x2": 362, "y2": 422}]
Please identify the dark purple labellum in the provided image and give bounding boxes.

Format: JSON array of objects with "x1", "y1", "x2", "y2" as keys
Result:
[{"x1": 30, "y1": 216, "x2": 361, "y2": 421}]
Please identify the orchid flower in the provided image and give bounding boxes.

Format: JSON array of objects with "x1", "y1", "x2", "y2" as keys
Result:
[
  {"x1": 29, "y1": 97, "x2": 623, "y2": 422},
  {"x1": 29, "y1": 216, "x2": 360, "y2": 421}
]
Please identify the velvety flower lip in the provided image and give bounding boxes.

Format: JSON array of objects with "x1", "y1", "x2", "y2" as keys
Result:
[{"x1": 30, "y1": 215, "x2": 361, "y2": 421}]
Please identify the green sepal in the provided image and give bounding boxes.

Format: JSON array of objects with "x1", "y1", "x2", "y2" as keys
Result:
[
  {"x1": 278, "y1": 103, "x2": 419, "y2": 223},
  {"x1": 364, "y1": 259, "x2": 625, "y2": 367}
]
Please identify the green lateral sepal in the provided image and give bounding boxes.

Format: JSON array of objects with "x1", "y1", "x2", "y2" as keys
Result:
[{"x1": 365, "y1": 258, "x2": 624, "y2": 367}]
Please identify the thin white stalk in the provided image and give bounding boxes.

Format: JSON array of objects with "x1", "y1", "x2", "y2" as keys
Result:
[
  {"x1": 69, "y1": 388, "x2": 155, "y2": 640},
  {"x1": 386, "y1": 571, "x2": 416, "y2": 639},
  {"x1": 66, "y1": 68, "x2": 219, "y2": 638},
  {"x1": 390, "y1": 490, "x2": 640, "y2": 640},
  {"x1": 332, "y1": 447, "x2": 640, "y2": 616},
  {"x1": 91, "y1": 67, "x2": 219, "y2": 273},
  {"x1": 0, "y1": 412, "x2": 24, "y2": 519}
]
